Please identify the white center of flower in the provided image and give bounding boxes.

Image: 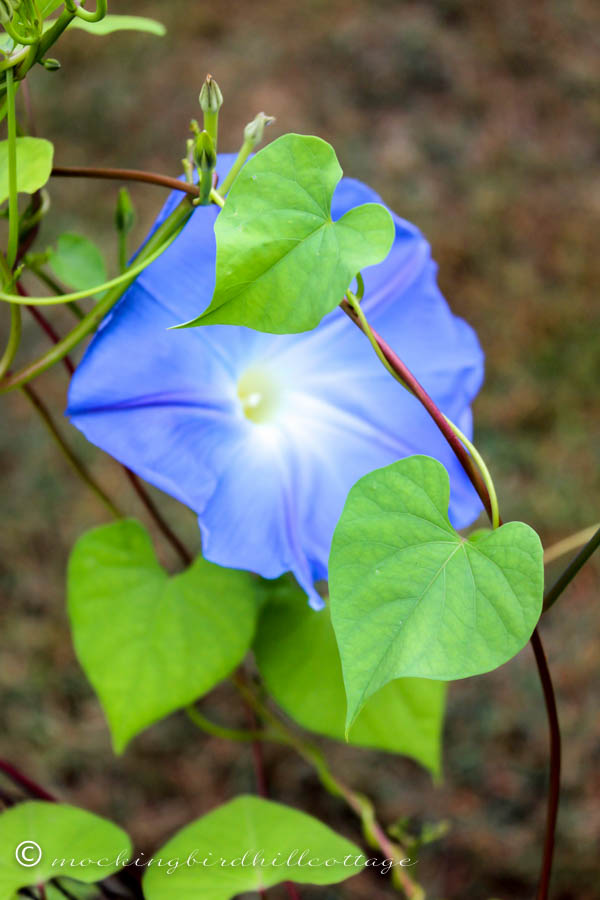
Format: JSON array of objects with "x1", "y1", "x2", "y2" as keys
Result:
[{"x1": 237, "y1": 368, "x2": 282, "y2": 424}]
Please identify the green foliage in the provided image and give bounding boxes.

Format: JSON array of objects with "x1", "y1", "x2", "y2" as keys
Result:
[
  {"x1": 0, "y1": 801, "x2": 131, "y2": 897},
  {"x1": 329, "y1": 455, "x2": 544, "y2": 730},
  {"x1": 40, "y1": 1, "x2": 64, "y2": 14},
  {"x1": 47, "y1": 232, "x2": 107, "y2": 292},
  {"x1": 143, "y1": 795, "x2": 362, "y2": 899},
  {"x1": 68, "y1": 15, "x2": 166, "y2": 37},
  {"x1": 254, "y1": 580, "x2": 446, "y2": 775},
  {"x1": 44, "y1": 884, "x2": 98, "y2": 900},
  {"x1": 179, "y1": 133, "x2": 394, "y2": 333},
  {"x1": 67, "y1": 519, "x2": 261, "y2": 753},
  {"x1": 0, "y1": 138, "x2": 53, "y2": 203}
]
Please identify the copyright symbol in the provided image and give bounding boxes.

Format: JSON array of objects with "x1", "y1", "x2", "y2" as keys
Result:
[{"x1": 15, "y1": 841, "x2": 42, "y2": 867}]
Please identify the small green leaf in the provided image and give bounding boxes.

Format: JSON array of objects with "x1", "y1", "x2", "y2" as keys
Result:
[
  {"x1": 68, "y1": 15, "x2": 166, "y2": 36},
  {"x1": 67, "y1": 519, "x2": 261, "y2": 753},
  {"x1": 40, "y1": 1, "x2": 64, "y2": 14},
  {"x1": 254, "y1": 580, "x2": 445, "y2": 775},
  {"x1": 180, "y1": 133, "x2": 395, "y2": 333},
  {"x1": 329, "y1": 455, "x2": 544, "y2": 731},
  {"x1": 143, "y1": 795, "x2": 361, "y2": 899},
  {"x1": 0, "y1": 138, "x2": 54, "y2": 204},
  {"x1": 48, "y1": 233, "x2": 107, "y2": 293},
  {"x1": 0, "y1": 801, "x2": 131, "y2": 897},
  {"x1": 0, "y1": 34, "x2": 13, "y2": 55}
]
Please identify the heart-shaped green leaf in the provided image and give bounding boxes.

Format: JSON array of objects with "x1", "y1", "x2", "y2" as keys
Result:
[
  {"x1": 254, "y1": 580, "x2": 445, "y2": 775},
  {"x1": 68, "y1": 519, "x2": 260, "y2": 753},
  {"x1": 0, "y1": 801, "x2": 131, "y2": 898},
  {"x1": 143, "y1": 795, "x2": 362, "y2": 899},
  {"x1": 0, "y1": 138, "x2": 54, "y2": 204},
  {"x1": 329, "y1": 455, "x2": 544, "y2": 731},
  {"x1": 48, "y1": 233, "x2": 107, "y2": 293},
  {"x1": 179, "y1": 133, "x2": 395, "y2": 333}
]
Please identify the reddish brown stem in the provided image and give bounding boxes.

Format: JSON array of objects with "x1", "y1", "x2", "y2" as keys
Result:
[
  {"x1": 24, "y1": 307, "x2": 75, "y2": 375},
  {"x1": 248, "y1": 723, "x2": 269, "y2": 799},
  {"x1": 239, "y1": 680, "x2": 300, "y2": 899},
  {"x1": 19, "y1": 294, "x2": 193, "y2": 568},
  {"x1": 530, "y1": 628, "x2": 561, "y2": 900},
  {"x1": 341, "y1": 299, "x2": 492, "y2": 519},
  {"x1": 0, "y1": 760, "x2": 56, "y2": 801},
  {"x1": 124, "y1": 469, "x2": 192, "y2": 567},
  {"x1": 341, "y1": 298, "x2": 560, "y2": 899},
  {"x1": 52, "y1": 165, "x2": 199, "y2": 197}
]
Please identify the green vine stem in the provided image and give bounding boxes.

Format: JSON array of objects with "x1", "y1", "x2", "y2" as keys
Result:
[
  {"x1": 209, "y1": 187, "x2": 225, "y2": 208},
  {"x1": 231, "y1": 674, "x2": 425, "y2": 900},
  {"x1": 543, "y1": 526, "x2": 600, "y2": 613},
  {"x1": 65, "y1": 0, "x2": 107, "y2": 24},
  {"x1": 12, "y1": 8, "x2": 75, "y2": 81},
  {"x1": 186, "y1": 705, "x2": 281, "y2": 744},
  {"x1": 218, "y1": 112, "x2": 275, "y2": 195},
  {"x1": 0, "y1": 195, "x2": 194, "y2": 392},
  {"x1": 218, "y1": 136, "x2": 255, "y2": 195},
  {"x1": 0, "y1": 232, "x2": 187, "y2": 305},
  {"x1": 543, "y1": 523, "x2": 600, "y2": 567},
  {"x1": 441, "y1": 414, "x2": 500, "y2": 530},
  {"x1": 0, "y1": 266, "x2": 21, "y2": 379},
  {"x1": 2, "y1": 17, "x2": 39, "y2": 47},
  {"x1": 24, "y1": 261, "x2": 85, "y2": 318},
  {"x1": 5, "y1": 67, "x2": 19, "y2": 269},
  {"x1": 0, "y1": 68, "x2": 23, "y2": 379}
]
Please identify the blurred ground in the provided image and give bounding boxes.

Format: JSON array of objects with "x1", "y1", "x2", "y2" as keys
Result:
[{"x1": 1, "y1": 1, "x2": 599, "y2": 898}]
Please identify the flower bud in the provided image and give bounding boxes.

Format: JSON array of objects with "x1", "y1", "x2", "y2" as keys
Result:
[
  {"x1": 244, "y1": 112, "x2": 276, "y2": 149},
  {"x1": 42, "y1": 58, "x2": 61, "y2": 71},
  {"x1": 115, "y1": 187, "x2": 135, "y2": 236},
  {"x1": 194, "y1": 130, "x2": 216, "y2": 174},
  {"x1": 199, "y1": 75, "x2": 223, "y2": 115},
  {"x1": 194, "y1": 130, "x2": 217, "y2": 204}
]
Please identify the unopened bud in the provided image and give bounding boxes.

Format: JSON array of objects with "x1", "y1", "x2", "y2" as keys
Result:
[
  {"x1": 115, "y1": 187, "x2": 135, "y2": 235},
  {"x1": 42, "y1": 58, "x2": 61, "y2": 71},
  {"x1": 194, "y1": 130, "x2": 216, "y2": 173},
  {"x1": 244, "y1": 112, "x2": 275, "y2": 148},
  {"x1": 199, "y1": 75, "x2": 223, "y2": 115},
  {"x1": 194, "y1": 131, "x2": 216, "y2": 204}
]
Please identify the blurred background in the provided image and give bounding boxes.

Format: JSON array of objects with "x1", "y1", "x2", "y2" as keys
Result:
[{"x1": 1, "y1": 1, "x2": 599, "y2": 897}]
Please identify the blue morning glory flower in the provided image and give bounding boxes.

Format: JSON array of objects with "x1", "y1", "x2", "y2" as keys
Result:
[{"x1": 67, "y1": 154, "x2": 484, "y2": 609}]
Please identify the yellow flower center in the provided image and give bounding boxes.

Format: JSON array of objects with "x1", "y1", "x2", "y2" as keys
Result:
[{"x1": 237, "y1": 368, "x2": 282, "y2": 424}]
